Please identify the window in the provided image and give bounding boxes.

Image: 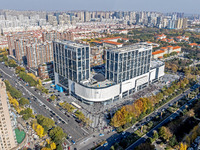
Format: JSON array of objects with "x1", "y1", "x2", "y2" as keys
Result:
[
  {"x1": 86, "y1": 60, "x2": 89, "y2": 69},
  {"x1": 68, "y1": 50, "x2": 71, "y2": 59},
  {"x1": 78, "y1": 72, "x2": 81, "y2": 81},
  {"x1": 115, "y1": 62, "x2": 118, "y2": 72},
  {"x1": 86, "y1": 70, "x2": 89, "y2": 79},
  {"x1": 119, "y1": 54, "x2": 123, "y2": 61},
  {"x1": 111, "y1": 53, "x2": 114, "y2": 61},
  {"x1": 107, "y1": 51, "x2": 110, "y2": 60},
  {"x1": 110, "y1": 61, "x2": 113, "y2": 71},
  {"x1": 86, "y1": 47, "x2": 89, "y2": 59},
  {"x1": 82, "y1": 48, "x2": 85, "y2": 59},
  {"x1": 115, "y1": 53, "x2": 118, "y2": 62}
]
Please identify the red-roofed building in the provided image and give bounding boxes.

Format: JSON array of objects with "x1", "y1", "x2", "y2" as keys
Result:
[
  {"x1": 92, "y1": 41, "x2": 103, "y2": 46},
  {"x1": 189, "y1": 43, "x2": 198, "y2": 47},
  {"x1": 152, "y1": 46, "x2": 182, "y2": 59},
  {"x1": 101, "y1": 37, "x2": 121, "y2": 42},
  {"x1": 155, "y1": 34, "x2": 166, "y2": 40},
  {"x1": 175, "y1": 36, "x2": 189, "y2": 42},
  {"x1": 103, "y1": 41, "x2": 123, "y2": 48},
  {"x1": 152, "y1": 50, "x2": 165, "y2": 59},
  {"x1": 167, "y1": 38, "x2": 175, "y2": 43}
]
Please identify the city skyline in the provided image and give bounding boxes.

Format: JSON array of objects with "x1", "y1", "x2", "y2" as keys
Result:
[{"x1": 0, "y1": 0, "x2": 200, "y2": 14}]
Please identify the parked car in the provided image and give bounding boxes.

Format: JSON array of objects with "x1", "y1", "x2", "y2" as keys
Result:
[
  {"x1": 122, "y1": 132, "x2": 125, "y2": 135},
  {"x1": 103, "y1": 142, "x2": 108, "y2": 147},
  {"x1": 71, "y1": 140, "x2": 75, "y2": 145},
  {"x1": 99, "y1": 133, "x2": 104, "y2": 137}
]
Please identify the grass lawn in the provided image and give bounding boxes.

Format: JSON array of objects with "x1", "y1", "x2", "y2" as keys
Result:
[{"x1": 15, "y1": 128, "x2": 26, "y2": 144}]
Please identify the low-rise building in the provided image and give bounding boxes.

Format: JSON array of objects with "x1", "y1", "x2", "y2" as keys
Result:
[
  {"x1": 152, "y1": 46, "x2": 181, "y2": 59},
  {"x1": 103, "y1": 41, "x2": 123, "y2": 48},
  {"x1": 155, "y1": 34, "x2": 166, "y2": 40},
  {"x1": 189, "y1": 43, "x2": 198, "y2": 47}
]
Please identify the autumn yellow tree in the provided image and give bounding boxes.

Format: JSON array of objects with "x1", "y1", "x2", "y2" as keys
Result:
[
  {"x1": 179, "y1": 142, "x2": 187, "y2": 150},
  {"x1": 32, "y1": 123, "x2": 45, "y2": 138},
  {"x1": 7, "y1": 92, "x2": 19, "y2": 107},
  {"x1": 46, "y1": 138, "x2": 51, "y2": 145},
  {"x1": 41, "y1": 148, "x2": 51, "y2": 150},
  {"x1": 27, "y1": 73, "x2": 38, "y2": 81},
  {"x1": 50, "y1": 142, "x2": 56, "y2": 150},
  {"x1": 36, "y1": 124, "x2": 44, "y2": 138}
]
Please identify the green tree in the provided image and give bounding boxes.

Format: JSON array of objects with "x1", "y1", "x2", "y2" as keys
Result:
[
  {"x1": 4, "y1": 61, "x2": 8, "y2": 67},
  {"x1": 135, "y1": 142, "x2": 155, "y2": 150},
  {"x1": 37, "y1": 115, "x2": 55, "y2": 130},
  {"x1": 168, "y1": 135, "x2": 178, "y2": 147},
  {"x1": 20, "y1": 108, "x2": 33, "y2": 120},
  {"x1": 19, "y1": 97, "x2": 29, "y2": 106},
  {"x1": 50, "y1": 95, "x2": 56, "y2": 101},
  {"x1": 49, "y1": 126, "x2": 66, "y2": 144},
  {"x1": 156, "y1": 93, "x2": 163, "y2": 101},
  {"x1": 19, "y1": 72, "x2": 37, "y2": 86},
  {"x1": 3, "y1": 55, "x2": 8, "y2": 62},
  {"x1": 8, "y1": 59, "x2": 17, "y2": 67},
  {"x1": 4, "y1": 80, "x2": 22, "y2": 99},
  {"x1": 159, "y1": 126, "x2": 172, "y2": 141},
  {"x1": 60, "y1": 102, "x2": 75, "y2": 113},
  {"x1": 153, "y1": 130, "x2": 159, "y2": 140}
]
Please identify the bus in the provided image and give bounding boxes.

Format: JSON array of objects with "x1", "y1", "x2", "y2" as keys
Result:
[{"x1": 71, "y1": 102, "x2": 81, "y2": 109}]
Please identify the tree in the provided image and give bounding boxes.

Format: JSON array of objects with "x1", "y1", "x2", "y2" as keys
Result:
[
  {"x1": 179, "y1": 142, "x2": 187, "y2": 150},
  {"x1": 49, "y1": 127, "x2": 66, "y2": 144},
  {"x1": 41, "y1": 148, "x2": 51, "y2": 150},
  {"x1": 168, "y1": 135, "x2": 178, "y2": 147},
  {"x1": 7, "y1": 92, "x2": 19, "y2": 108},
  {"x1": 33, "y1": 124, "x2": 44, "y2": 138},
  {"x1": 75, "y1": 110, "x2": 85, "y2": 121},
  {"x1": 3, "y1": 55, "x2": 8, "y2": 62},
  {"x1": 4, "y1": 80, "x2": 22, "y2": 99},
  {"x1": 15, "y1": 66, "x2": 25, "y2": 74},
  {"x1": 135, "y1": 142, "x2": 155, "y2": 150},
  {"x1": 153, "y1": 130, "x2": 158, "y2": 140},
  {"x1": 56, "y1": 144, "x2": 63, "y2": 150},
  {"x1": 50, "y1": 95, "x2": 56, "y2": 101},
  {"x1": 156, "y1": 93, "x2": 163, "y2": 101},
  {"x1": 19, "y1": 97, "x2": 29, "y2": 106},
  {"x1": 8, "y1": 59, "x2": 17, "y2": 67},
  {"x1": 20, "y1": 108, "x2": 33, "y2": 120},
  {"x1": 159, "y1": 126, "x2": 172, "y2": 141},
  {"x1": 37, "y1": 115, "x2": 55, "y2": 130},
  {"x1": 19, "y1": 72, "x2": 37, "y2": 86},
  {"x1": 60, "y1": 102, "x2": 75, "y2": 113},
  {"x1": 50, "y1": 142, "x2": 56, "y2": 150},
  {"x1": 163, "y1": 54, "x2": 168, "y2": 58}
]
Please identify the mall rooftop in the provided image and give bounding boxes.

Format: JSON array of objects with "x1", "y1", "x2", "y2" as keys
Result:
[{"x1": 107, "y1": 43, "x2": 152, "y2": 53}]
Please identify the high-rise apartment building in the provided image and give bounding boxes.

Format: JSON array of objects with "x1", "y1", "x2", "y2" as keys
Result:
[
  {"x1": 26, "y1": 41, "x2": 53, "y2": 69},
  {"x1": 0, "y1": 79, "x2": 17, "y2": 150}
]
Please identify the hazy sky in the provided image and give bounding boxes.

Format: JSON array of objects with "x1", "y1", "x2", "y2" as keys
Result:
[{"x1": 1, "y1": 0, "x2": 200, "y2": 14}]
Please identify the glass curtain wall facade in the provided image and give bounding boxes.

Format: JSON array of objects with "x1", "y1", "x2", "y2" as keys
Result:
[
  {"x1": 53, "y1": 41, "x2": 90, "y2": 89},
  {"x1": 106, "y1": 45, "x2": 152, "y2": 84}
]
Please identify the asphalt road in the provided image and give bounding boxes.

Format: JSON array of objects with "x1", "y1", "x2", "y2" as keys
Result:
[{"x1": 0, "y1": 63, "x2": 92, "y2": 143}]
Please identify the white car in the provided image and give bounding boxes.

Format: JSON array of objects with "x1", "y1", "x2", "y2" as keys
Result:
[{"x1": 131, "y1": 125, "x2": 135, "y2": 128}]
